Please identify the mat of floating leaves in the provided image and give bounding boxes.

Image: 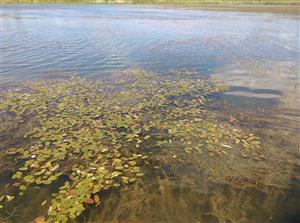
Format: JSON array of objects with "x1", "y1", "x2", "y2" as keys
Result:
[{"x1": 0, "y1": 69, "x2": 261, "y2": 222}]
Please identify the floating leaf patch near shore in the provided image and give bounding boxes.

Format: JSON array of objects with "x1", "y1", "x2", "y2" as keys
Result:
[{"x1": 0, "y1": 69, "x2": 262, "y2": 222}]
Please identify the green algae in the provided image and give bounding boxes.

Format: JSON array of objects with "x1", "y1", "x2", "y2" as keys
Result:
[{"x1": 0, "y1": 69, "x2": 266, "y2": 222}]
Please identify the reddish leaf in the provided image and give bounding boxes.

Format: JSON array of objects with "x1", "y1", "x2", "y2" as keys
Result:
[{"x1": 83, "y1": 197, "x2": 94, "y2": 204}]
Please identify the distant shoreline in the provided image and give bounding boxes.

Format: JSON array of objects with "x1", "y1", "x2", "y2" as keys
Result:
[
  {"x1": 150, "y1": 4, "x2": 300, "y2": 15},
  {"x1": 1, "y1": 0, "x2": 300, "y2": 5},
  {"x1": 1, "y1": 3, "x2": 299, "y2": 15}
]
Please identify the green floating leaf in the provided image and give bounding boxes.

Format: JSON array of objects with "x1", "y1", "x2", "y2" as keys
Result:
[
  {"x1": 6, "y1": 195, "x2": 14, "y2": 202},
  {"x1": 12, "y1": 171, "x2": 22, "y2": 179},
  {"x1": 128, "y1": 161, "x2": 136, "y2": 166},
  {"x1": 129, "y1": 178, "x2": 136, "y2": 183},
  {"x1": 19, "y1": 185, "x2": 27, "y2": 191}
]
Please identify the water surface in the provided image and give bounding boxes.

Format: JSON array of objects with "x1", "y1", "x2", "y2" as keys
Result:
[
  {"x1": 1, "y1": 5, "x2": 299, "y2": 80},
  {"x1": 0, "y1": 4, "x2": 300, "y2": 223}
]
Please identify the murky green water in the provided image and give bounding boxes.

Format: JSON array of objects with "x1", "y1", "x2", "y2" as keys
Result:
[{"x1": 1, "y1": 4, "x2": 299, "y2": 223}]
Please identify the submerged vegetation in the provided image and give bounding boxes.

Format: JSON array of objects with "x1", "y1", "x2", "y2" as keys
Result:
[{"x1": 0, "y1": 70, "x2": 299, "y2": 222}]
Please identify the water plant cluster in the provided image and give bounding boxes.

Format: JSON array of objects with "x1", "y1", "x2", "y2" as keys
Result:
[{"x1": 0, "y1": 70, "x2": 262, "y2": 222}]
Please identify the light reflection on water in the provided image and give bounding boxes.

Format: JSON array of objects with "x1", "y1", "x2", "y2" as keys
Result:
[
  {"x1": 1, "y1": 5, "x2": 299, "y2": 81},
  {"x1": 1, "y1": 5, "x2": 299, "y2": 117},
  {"x1": 0, "y1": 4, "x2": 300, "y2": 223}
]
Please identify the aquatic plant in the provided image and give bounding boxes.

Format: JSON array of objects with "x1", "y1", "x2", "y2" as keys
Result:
[{"x1": 0, "y1": 69, "x2": 262, "y2": 222}]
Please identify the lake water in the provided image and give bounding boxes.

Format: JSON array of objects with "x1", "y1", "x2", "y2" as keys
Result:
[
  {"x1": 1, "y1": 5, "x2": 299, "y2": 80},
  {"x1": 0, "y1": 4, "x2": 300, "y2": 223},
  {"x1": 1, "y1": 5, "x2": 300, "y2": 122}
]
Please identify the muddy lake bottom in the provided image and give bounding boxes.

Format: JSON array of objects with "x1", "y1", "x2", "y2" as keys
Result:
[{"x1": 1, "y1": 4, "x2": 300, "y2": 223}]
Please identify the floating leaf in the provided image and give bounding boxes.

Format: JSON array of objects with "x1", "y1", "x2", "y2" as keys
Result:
[
  {"x1": 129, "y1": 178, "x2": 136, "y2": 183},
  {"x1": 34, "y1": 216, "x2": 46, "y2": 223},
  {"x1": 83, "y1": 197, "x2": 94, "y2": 204},
  {"x1": 94, "y1": 195, "x2": 100, "y2": 204},
  {"x1": 12, "y1": 171, "x2": 22, "y2": 179},
  {"x1": 19, "y1": 185, "x2": 27, "y2": 191},
  {"x1": 128, "y1": 161, "x2": 136, "y2": 166},
  {"x1": 115, "y1": 166, "x2": 124, "y2": 170},
  {"x1": 6, "y1": 195, "x2": 14, "y2": 202},
  {"x1": 24, "y1": 175, "x2": 34, "y2": 183}
]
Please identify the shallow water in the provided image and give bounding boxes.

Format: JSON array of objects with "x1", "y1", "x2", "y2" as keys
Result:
[{"x1": 0, "y1": 4, "x2": 300, "y2": 223}]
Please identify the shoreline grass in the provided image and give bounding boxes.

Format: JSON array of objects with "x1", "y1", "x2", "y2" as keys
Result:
[{"x1": 1, "y1": 0, "x2": 299, "y2": 5}]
